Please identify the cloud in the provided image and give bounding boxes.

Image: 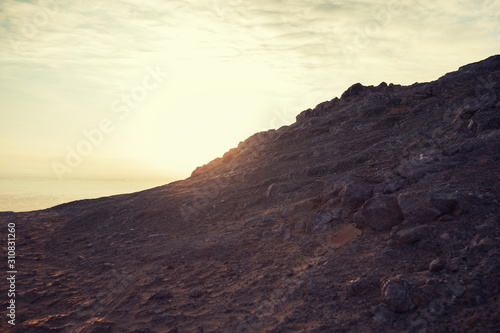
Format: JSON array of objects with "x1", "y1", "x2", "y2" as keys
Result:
[{"x1": 0, "y1": 0, "x2": 499, "y2": 179}]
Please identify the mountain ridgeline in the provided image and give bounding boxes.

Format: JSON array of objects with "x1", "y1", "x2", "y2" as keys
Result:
[{"x1": 2, "y1": 55, "x2": 500, "y2": 332}]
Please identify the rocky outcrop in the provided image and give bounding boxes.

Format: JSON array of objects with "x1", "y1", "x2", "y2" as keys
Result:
[{"x1": 6, "y1": 55, "x2": 500, "y2": 333}]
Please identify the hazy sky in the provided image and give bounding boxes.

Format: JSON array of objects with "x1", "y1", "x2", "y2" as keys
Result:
[{"x1": 1, "y1": 0, "x2": 499, "y2": 181}]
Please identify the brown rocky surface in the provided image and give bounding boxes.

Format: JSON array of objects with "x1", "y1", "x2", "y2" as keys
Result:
[{"x1": 1, "y1": 55, "x2": 500, "y2": 332}]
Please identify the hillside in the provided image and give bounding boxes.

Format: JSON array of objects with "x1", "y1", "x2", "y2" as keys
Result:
[{"x1": 1, "y1": 55, "x2": 500, "y2": 332}]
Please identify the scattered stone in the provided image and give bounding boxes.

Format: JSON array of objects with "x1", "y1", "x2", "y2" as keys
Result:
[
  {"x1": 429, "y1": 258, "x2": 445, "y2": 272},
  {"x1": 150, "y1": 290, "x2": 173, "y2": 300},
  {"x1": 372, "y1": 250, "x2": 395, "y2": 266},
  {"x1": 189, "y1": 288, "x2": 203, "y2": 298},
  {"x1": 358, "y1": 195, "x2": 404, "y2": 230},
  {"x1": 447, "y1": 257, "x2": 463, "y2": 272},
  {"x1": 375, "y1": 176, "x2": 407, "y2": 194},
  {"x1": 280, "y1": 207, "x2": 293, "y2": 218},
  {"x1": 372, "y1": 305, "x2": 394, "y2": 326},
  {"x1": 282, "y1": 227, "x2": 291, "y2": 240},
  {"x1": 243, "y1": 216, "x2": 261, "y2": 228},
  {"x1": 430, "y1": 299, "x2": 446, "y2": 317},
  {"x1": 440, "y1": 232, "x2": 451, "y2": 241},
  {"x1": 428, "y1": 192, "x2": 460, "y2": 215},
  {"x1": 346, "y1": 277, "x2": 371, "y2": 296},
  {"x1": 261, "y1": 230, "x2": 272, "y2": 239},
  {"x1": 313, "y1": 210, "x2": 334, "y2": 231},
  {"x1": 459, "y1": 105, "x2": 478, "y2": 119},
  {"x1": 262, "y1": 215, "x2": 278, "y2": 226},
  {"x1": 470, "y1": 237, "x2": 497, "y2": 251},
  {"x1": 313, "y1": 210, "x2": 333, "y2": 226},
  {"x1": 395, "y1": 225, "x2": 431, "y2": 244},
  {"x1": 331, "y1": 207, "x2": 348, "y2": 220},
  {"x1": 382, "y1": 277, "x2": 416, "y2": 313},
  {"x1": 295, "y1": 221, "x2": 306, "y2": 230},
  {"x1": 408, "y1": 318, "x2": 428, "y2": 333}
]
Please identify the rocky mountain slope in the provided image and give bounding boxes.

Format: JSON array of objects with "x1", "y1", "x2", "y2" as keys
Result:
[{"x1": 1, "y1": 55, "x2": 500, "y2": 332}]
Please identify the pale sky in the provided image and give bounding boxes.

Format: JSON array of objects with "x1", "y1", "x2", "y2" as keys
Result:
[{"x1": 1, "y1": 0, "x2": 499, "y2": 181}]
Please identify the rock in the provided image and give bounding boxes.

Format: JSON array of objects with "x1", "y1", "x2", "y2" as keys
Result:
[
  {"x1": 358, "y1": 195, "x2": 404, "y2": 230},
  {"x1": 429, "y1": 258, "x2": 445, "y2": 272},
  {"x1": 458, "y1": 129, "x2": 500, "y2": 156},
  {"x1": 313, "y1": 210, "x2": 334, "y2": 231},
  {"x1": 283, "y1": 227, "x2": 291, "y2": 241},
  {"x1": 459, "y1": 105, "x2": 478, "y2": 119},
  {"x1": 372, "y1": 305, "x2": 394, "y2": 326},
  {"x1": 341, "y1": 82, "x2": 365, "y2": 99},
  {"x1": 375, "y1": 176, "x2": 407, "y2": 194},
  {"x1": 189, "y1": 287, "x2": 203, "y2": 298},
  {"x1": 331, "y1": 207, "x2": 348, "y2": 220},
  {"x1": 243, "y1": 216, "x2": 261, "y2": 228},
  {"x1": 280, "y1": 207, "x2": 293, "y2": 218},
  {"x1": 102, "y1": 263, "x2": 114, "y2": 269},
  {"x1": 262, "y1": 214, "x2": 278, "y2": 225},
  {"x1": 295, "y1": 221, "x2": 306, "y2": 230},
  {"x1": 395, "y1": 225, "x2": 431, "y2": 244},
  {"x1": 296, "y1": 108, "x2": 315, "y2": 122},
  {"x1": 428, "y1": 192, "x2": 459, "y2": 215},
  {"x1": 341, "y1": 182, "x2": 374, "y2": 209},
  {"x1": 447, "y1": 257, "x2": 462, "y2": 272},
  {"x1": 345, "y1": 277, "x2": 371, "y2": 296},
  {"x1": 150, "y1": 290, "x2": 173, "y2": 300},
  {"x1": 261, "y1": 230, "x2": 272, "y2": 239},
  {"x1": 470, "y1": 237, "x2": 497, "y2": 251},
  {"x1": 408, "y1": 318, "x2": 428, "y2": 333},
  {"x1": 397, "y1": 192, "x2": 441, "y2": 223},
  {"x1": 396, "y1": 151, "x2": 458, "y2": 183},
  {"x1": 313, "y1": 210, "x2": 333, "y2": 226},
  {"x1": 426, "y1": 299, "x2": 446, "y2": 319},
  {"x1": 382, "y1": 277, "x2": 416, "y2": 313}
]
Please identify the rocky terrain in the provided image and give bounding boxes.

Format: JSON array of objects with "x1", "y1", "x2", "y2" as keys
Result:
[{"x1": 1, "y1": 55, "x2": 500, "y2": 332}]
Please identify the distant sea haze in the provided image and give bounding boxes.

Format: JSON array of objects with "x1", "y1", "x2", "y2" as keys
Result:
[{"x1": 0, "y1": 175, "x2": 170, "y2": 212}]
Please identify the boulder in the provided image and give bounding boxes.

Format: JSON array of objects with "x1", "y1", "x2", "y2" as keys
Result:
[
  {"x1": 341, "y1": 181, "x2": 374, "y2": 209},
  {"x1": 345, "y1": 277, "x2": 371, "y2": 296},
  {"x1": 189, "y1": 287, "x2": 203, "y2": 298},
  {"x1": 150, "y1": 290, "x2": 173, "y2": 300},
  {"x1": 341, "y1": 83, "x2": 365, "y2": 99},
  {"x1": 313, "y1": 210, "x2": 334, "y2": 232},
  {"x1": 382, "y1": 277, "x2": 416, "y2": 313},
  {"x1": 429, "y1": 258, "x2": 445, "y2": 272},
  {"x1": 428, "y1": 192, "x2": 459, "y2": 215},
  {"x1": 397, "y1": 192, "x2": 441, "y2": 223},
  {"x1": 358, "y1": 195, "x2": 404, "y2": 230},
  {"x1": 398, "y1": 191, "x2": 461, "y2": 223},
  {"x1": 394, "y1": 225, "x2": 431, "y2": 244}
]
